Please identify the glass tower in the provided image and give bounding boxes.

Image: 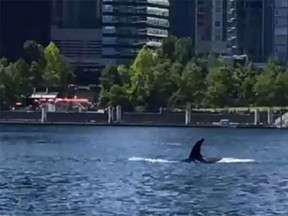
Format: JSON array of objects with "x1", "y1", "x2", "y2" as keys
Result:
[{"x1": 102, "y1": 0, "x2": 170, "y2": 65}]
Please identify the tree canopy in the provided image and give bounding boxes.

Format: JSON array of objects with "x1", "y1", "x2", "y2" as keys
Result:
[
  {"x1": 2, "y1": 36, "x2": 288, "y2": 111},
  {"x1": 0, "y1": 41, "x2": 74, "y2": 107},
  {"x1": 98, "y1": 36, "x2": 288, "y2": 111}
]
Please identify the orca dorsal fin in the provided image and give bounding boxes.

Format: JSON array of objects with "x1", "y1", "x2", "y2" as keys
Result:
[{"x1": 189, "y1": 138, "x2": 205, "y2": 160}]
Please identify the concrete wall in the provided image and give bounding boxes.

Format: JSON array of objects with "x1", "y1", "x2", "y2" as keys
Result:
[
  {"x1": 47, "y1": 112, "x2": 107, "y2": 123},
  {"x1": 122, "y1": 112, "x2": 185, "y2": 124},
  {"x1": 122, "y1": 112, "x2": 279, "y2": 124},
  {"x1": 0, "y1": 110, "x2": 281, "y2": 125},
  {"x1": 0, "y1": 111, "x2": 41, "y2": 121},
  {"x1": 0, "y1": 111, "x2": 107, "y2": 123}
]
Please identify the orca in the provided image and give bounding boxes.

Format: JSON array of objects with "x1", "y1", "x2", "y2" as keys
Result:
[{"x1": 181, "y1": 138, "x2": 222, "y2": 164}]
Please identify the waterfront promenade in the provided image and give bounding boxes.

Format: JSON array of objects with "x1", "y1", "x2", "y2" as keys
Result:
[{"x1": 0, "y1": 107, "x2": 284, "y2": 129}]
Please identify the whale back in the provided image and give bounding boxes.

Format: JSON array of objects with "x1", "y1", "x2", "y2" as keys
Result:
[{"x1": 189, "y1": 138, "x2": 205, "y2": 160}]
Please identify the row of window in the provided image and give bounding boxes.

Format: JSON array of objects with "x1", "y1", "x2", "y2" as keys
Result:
[
  {"x1": 275, "y1": 27, "x2": 288, "y2": 36},
  {"x1": 103, "y1": 5, "x2": 168, "y2": 15},
  {"x1": 102, "y1": 34, "x2": 166, "y2": 45},
  {"x1": 147, "y1": 17, "x2": 169, "y2": 27},
  {"x1": 147, "y1": 7, "x2": 169, "y2": 17},
  {"x1": 103, "y1": 0, "x2": 169, "y2": 7},
  {"x1": 148, "y1": 0, "x2": 169, "y2": 7},
  {"x1": 275, "y1": 8, "x2": 288, "y2": 16},
  {"x1": 275, "y1": 45, "x2": 288, "y2": 53},
  {"x1": 275, "y1": 0, "x2": 288, "y2": 7},
  {"x1": 102, "y1": 43, "x2": 162, "y2": 55},
  {"x1": 103, "y1": 15, "x2": 168, "y2": 25}
]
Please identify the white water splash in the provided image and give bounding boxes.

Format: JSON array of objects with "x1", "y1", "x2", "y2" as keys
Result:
[
  {"x1": 128, "y1": 157, "x2": 177, "y2": 163},
  {"x1": 217, "y1": 157, "x2": 255, "y2": 163},
  {"x1": 166, "y1": 142, "x2": 182, "y2": 146},
  {"x1": 128, "y1": 157, "x2": 255, "y2": 164}
]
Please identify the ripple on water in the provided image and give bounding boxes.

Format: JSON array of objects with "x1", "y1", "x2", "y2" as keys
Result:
[{"x1": 1, "y1": 126, "x2": 288, "y2": 215}]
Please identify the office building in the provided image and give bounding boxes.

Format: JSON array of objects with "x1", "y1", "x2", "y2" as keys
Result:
[
  {"x1": 51, "y1": 0, "x2": 102, "y2": 83},
  {"x1": 0, "y1": 0, "x2": 52, "y2": 61},
  {"x1": 194, "y1": 0, "x2": 212, "y2": 53},
  {"x1": 193, "y1": 0, "x2": 228, "y2": 54},
  {"x1": 273, "y1": 0, "x2": 288, "y2": 61},
  {"x1": 102, "y1": 0, "x2": 170, "y2": 65},
  {"x1": 227, "y1": 0, "x2": 274, "y2": 62},
  {"x1": 169, "y1": 0, "x2": 196, "y2": 39},
  {"x1": 211, "y1": 0, "x2": 228, "y2": 54}
]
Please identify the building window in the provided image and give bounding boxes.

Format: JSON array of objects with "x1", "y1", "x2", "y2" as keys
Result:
[
  {"x1": 215, "y1": 34, "x2": 221, "y2": 41},
  {"x1": 281, "y1": 0, "x2": 288, "y2": 7},
  {"x1": 275, "y1": 45, "x2": 287, "y2": 53},
  {"x1": 102, "y1": 37, "x2": 117, "y2": 45},
  {"x1": 103, "y1": 26, "x2": 115, "y2": 34},
  {"x1": 103, "y1": 16, "x2": 114, "y2": 23},
  {"x1": 215, "y1": 0, "x2": 222, "y2": 6},
  {"x1": 103, "y1": 5, "x2": 113, "y2": 13},
  {"x1": 214, "y1": 28, "x2": 222, "y2": 35},
  {"x1": 215, "y1": 21, "x2": 221, "y2": 27},
  {"x1": 275, "y1": 27, "x2": 288, "y2": 36},
  {"x1": 215, "y1": 6, "x2": 222, "y2": 13}
]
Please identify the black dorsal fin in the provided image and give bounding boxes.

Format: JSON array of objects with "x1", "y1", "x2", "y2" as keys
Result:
[{"x1": 189, "y1": 138, "x2": 205, "y2": 160}]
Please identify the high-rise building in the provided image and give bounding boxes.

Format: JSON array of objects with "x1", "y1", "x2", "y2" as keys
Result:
[
  {"x1": 194, "y1": 0, "x2": 227, "y2": 54},
  {"x1": 273, "y1": 0, "x2": 288, "y2": 61},
  {"x1": 194, "y1": 0, "x2": 213, "y2": 53},
  {"x1": 211, "y1": 0, "x2": 228, "y2": 54},
  {"x1": 102, "y1": 0, "x2": 170, "y2": 65},
  {"x1": 169, "y1": 0, "x2": 196, "y2": 39},
  {"x1": 0, "y1": 0, "x2": 52, "y2": 61},
  {"x1": 51, "y1": 0, "x2": 103, "y2": 83},
  {"x1": 227, "y1": 0, "x2": 274, "y2": 62}
]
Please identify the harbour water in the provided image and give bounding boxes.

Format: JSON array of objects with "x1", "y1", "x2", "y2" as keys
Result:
[{"x1": 1, "y1": 125, "x2": 288, "y2": 215}]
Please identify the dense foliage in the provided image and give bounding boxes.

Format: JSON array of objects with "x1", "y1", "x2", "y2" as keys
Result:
[
  {"x1": 99, "y1": 36, "x2": 288, "y2": 111},
  {"x1": 0, "y1": 41, "x2": 74, "y2": 106}
]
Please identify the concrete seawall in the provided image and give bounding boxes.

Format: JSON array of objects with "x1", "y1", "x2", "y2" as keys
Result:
[
  {"x1": 0, "y1": 110, "x2": 281, "y2": 126},
  {"x1": 121, "y1": 112, "x2": 261, "y2": 124}
]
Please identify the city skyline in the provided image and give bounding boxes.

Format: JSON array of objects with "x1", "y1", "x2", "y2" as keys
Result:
[{"x1": 1, "y1": 0, "x2": 288, "y2": 73}]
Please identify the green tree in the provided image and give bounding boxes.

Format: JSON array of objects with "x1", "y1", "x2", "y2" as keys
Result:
[
  {"x1": 144, "y1": 60, "x2": 174, "y2": 110},
  {"x1": 99, "y1": 64, "x2": 125, "y2": 106},
  {"x1": 170, "y1": 61, "x2": 206, "y2": 107},
  {"x1": 107, "y1": 85, "x2": 132, "y2": 110},
  {"x1": 0, "y1": 62, "x2": 31, "y2": 103},
  {"x1": 128, "y1": 46, "x2": 161, "y2": 108},
  {"x1": 96, "y1": 36, "x2": 288, "y2": 110},
  {"x1": 23, "y1": 40, "x2": 47, "y2": 69},
  {"x1": 204, "y1": 66, "x2": 235, "y2": 107},
  {"x1": 160, "y1": 35, "x2": 177, "y2": 60},
  {"x1": 174, "y1": 37, "x2": 194, "y2": 64},
  {"x1": 28, "y1": 61, "x2": 43, "y2": 86},
  {"x1": 253, "y1": 60, "x2": 288, "y2": 106},
  {"x1": 0, "y1": 63, "x2": 7, "y2": 103},
  {"x1": 44, "y1": 42, "x2": 72, "y2": 86},
  {"x1": 14, "y1": 58, "x2": 29, "y2": 78},
  {"x1": 0, "y1": 58, "x2": 9, "y2": 67},
  {"x1": 232, "y1": 62, "x2": 258, "y2": 106}
]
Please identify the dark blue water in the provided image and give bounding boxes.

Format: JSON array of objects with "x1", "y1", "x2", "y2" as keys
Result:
[{"x1": 1, "y1": 125, "x2": 288, "y2": 215}]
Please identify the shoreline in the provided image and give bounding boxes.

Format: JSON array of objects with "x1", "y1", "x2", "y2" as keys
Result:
[{"x1": 0, "y1": 120, "x2": 285, "y2": 129}]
